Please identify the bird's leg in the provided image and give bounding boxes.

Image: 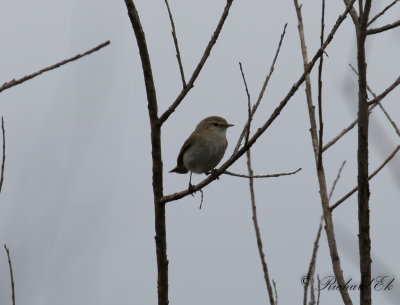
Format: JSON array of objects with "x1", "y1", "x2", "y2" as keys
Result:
[{"x1": 188, "y1": 171, "x2": 195, "y2": 196}]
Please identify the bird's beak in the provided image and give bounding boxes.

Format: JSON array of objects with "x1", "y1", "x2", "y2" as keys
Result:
[{"x1": 225, "y1": 123, "x2": 234, "y2": 128}]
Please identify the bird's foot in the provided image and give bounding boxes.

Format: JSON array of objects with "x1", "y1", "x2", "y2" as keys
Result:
[
  {"x1": 188, "y1": 183, "x2": 196, "y2": 196},
  {"x1": 206, "y1": 169, "x2": 219, "y2": 180}
]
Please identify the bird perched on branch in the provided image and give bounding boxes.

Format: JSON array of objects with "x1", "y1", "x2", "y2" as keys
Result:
[{"x1": 170, "y1": 116, "x2": 234, "y2": 189}]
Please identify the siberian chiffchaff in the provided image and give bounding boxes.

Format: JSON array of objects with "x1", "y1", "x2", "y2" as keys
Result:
[{"x1": 170, "y1": 116, "x2": 234, "y2": 187}]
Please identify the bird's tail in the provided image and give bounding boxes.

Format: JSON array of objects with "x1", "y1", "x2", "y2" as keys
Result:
[{"x1": 169, "y1": 166, "x2": 188, "y2": 174}]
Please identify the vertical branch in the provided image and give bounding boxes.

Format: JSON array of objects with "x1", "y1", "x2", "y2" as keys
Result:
[
  {"x1": 356, "y1": 1, "x2": 372, "y2": 304},
  {"x1": 123, "y1": 1, "x2": 167, "y2": 305},
  {"x1": 317, "y1": 0, "x2": 325, "y2": 170},
  {"x1": 293, "y1": 1, "x2": 354, "y2": 304},
  {"x1": 0, "y1": 117, "x2": 5, "y2": 192},
  {"x1": 4, "y1": 244, "x2": 15, "y2": 305},
  {"x1": 246, "y1": 147, "x2": 276, "y2": 305},
  {"x1": 240, "y1": 65, "x2": 276, "y2": 305}
]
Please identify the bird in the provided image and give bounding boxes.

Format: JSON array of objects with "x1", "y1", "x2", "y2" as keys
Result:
[{"x1": 170, "y1": 116, "x2": 234, "y2": 189}]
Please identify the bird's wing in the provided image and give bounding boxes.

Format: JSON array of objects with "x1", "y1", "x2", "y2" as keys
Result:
[{"x1": 176, "y1": 132, "x2": 196, "y2": 168}]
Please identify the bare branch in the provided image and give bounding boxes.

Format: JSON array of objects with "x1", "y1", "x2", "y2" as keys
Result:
[
  {"x1": 239, "y1": 62, "x2": 252, "y2": 144},
  {"x1": 355, "y1": 1, "x2": 373, "y2": 303},
  {"x1": 233, "y1": 24, "x2": 288, "y2": 154},
  {"x1": 161, "y1": 0, "x2": 357, "y2": 204},
  {"x1": 4, "y1": 244, "x2": 15, "y2": 305},
  {"x1": 323, "y1": 71, "x2": 400, "y2": 152},
  {"x1": 303, "y1": 160, "x2": 346, "y2": 304},
  {"x1": 123, "y1": 1, "x2": 166, "y2": 304},
  {"x1": 0, "y1": 117, "x2": 5, "y2": 192},
  {"x1": 362, "y1": 0, "x2": 373, "y2": 28},
  {"x1": 224, "y1": 168, "x2": 301, "y2": 179},
  {"x1": 367, "y1": 19, "x2": 400, "y2": 35},
  {"x1": 323, "y1": 119, "x2": 358, "y2": 152},
  {"x1": 330, "y1": 145, "x2": 400, "y2": 211},
  {"x1": 159, "y1": 0, "x2": 234, "y2": 124},
  {"x1": 273, "y1": 280, "x2": 278, "y2": 305},
  {"x1": 367, "y1": 0, "x2": 400, "y2": 26},
  {"x1": 0, "y1": 41, "x2": 110, "y2": 93},
  {"x1": 368, "y1": 74, "x2": 400, "y2": 105},
  {"x1": 317, "y1": 0, "x2": 326, "y2": 170},
  {"x1": 245, "y1": 145, "x2": 276, "y2": 305},
  {"x1": 376, "y1": 101, "x2": 400, "y2": 137},
  {"x1": 303, "y1": 217, "x2": 323, "y2": 305},
  {"x1": 239, "y1": 60, "x2": 276, "y2": 304},
  {"x1": 349, "y1": 64, "x2": 400, "y2": 137},
  {"x1": 328, "y1": 160, "x2": 347, "y2": 201},
  {"x1": 316, "y1": 275, "x2": 321, "y2": 305},
  {"x1": 163, "y1": 0, "x2": 186, "y2": 87}
]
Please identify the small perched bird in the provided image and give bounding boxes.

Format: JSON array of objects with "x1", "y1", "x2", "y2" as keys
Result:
[{"x1": 170, "y1": 116, "x2": 234, "y2": 188}]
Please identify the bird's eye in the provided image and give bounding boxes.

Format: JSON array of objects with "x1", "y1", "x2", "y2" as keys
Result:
[{"x1": 213, "y1": 123, "x2": 219, "y2": 127}]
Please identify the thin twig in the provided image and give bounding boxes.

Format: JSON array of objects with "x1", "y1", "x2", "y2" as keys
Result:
[
  {"x1": 163, "y1": 0, "x2": 186, "y2": 87},
  {"x1": 367, "y1": 74, "x2": 400, "y2": 105},
  {"x1": 376, "y1": 102, "x2": 400, "y2": 137},
  {"x1": 330, "y1": 145, "x2": 400, "y2": 211},
  {"x1": 233, "y1": 24, "x2": 288, "y2": 154},
  {"x1": 159, "y1": 0, "x2": 235, "y2": 124},
  {"x1": 303, "y1": 217, "x2": 323, "y2": 305},
  {"x1": 367, "y1": 0, "x2": 399, "y2": 26},
  {"x1": 224, "y1": 168, "x2": 301, "y2": 178},
  {"x1": 0, "y1": 117, "x2": 5, "y2": 192},
  {"x1": 240, "y1": 58, "x2": 276, "y2": 304},
  {"x1": 246, "y1": 142, "x2": 275, "y2": 305},
  {"x1": 0, "y1": 41, "x2": 110, "y2": 93},
  {"x1": 322, "y1": 119, "x2": 358, "y2": 152},
  {"x1": 239, "y1": 62, "x2": 252, "y2": 144},
  {"x1": 328, "y1": 160, "x2": 347, "y2": 201},
  {"x1": 367, "y1": 19, "x2": 400, "y2": 35},
  {"x1": 4, "y1": 244, "x2": 15, "y2": 305},
  {"x1": 161, "y1": 0, "x2": 357, "y2": 204},
  {"x1": 317, "y1": 0, "x2": 326, "y2": 170},
  {"x1": 316, "y1": 275, "x2": 321, "y2": 305},
  {"x1": 349, "y1": 64, "x2": 400, "y2": 137},
  {"x1": 323, "y1": 71, "x2": 400, "y2": 152},
  {"x1": 273, "y1": 280, "x2": 278, "y2": 305}
]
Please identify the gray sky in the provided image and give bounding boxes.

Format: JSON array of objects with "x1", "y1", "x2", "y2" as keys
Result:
[{"x1": 1, "y1": 1, "x2": 399, "y2": 304}]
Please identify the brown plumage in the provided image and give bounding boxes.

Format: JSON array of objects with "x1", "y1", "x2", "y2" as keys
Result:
[{"x1": 170, "y1": 116, "x2": 233, "y2": 175}]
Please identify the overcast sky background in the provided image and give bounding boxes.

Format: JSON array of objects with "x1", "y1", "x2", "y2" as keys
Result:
[{"x1": 0, "y1": 1, "x2": 399, "y2": 304}]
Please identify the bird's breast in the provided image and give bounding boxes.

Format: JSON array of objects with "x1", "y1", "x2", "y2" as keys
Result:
[{"x1": 182, "y1": 136, "x2": 227, "y2": 174}]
